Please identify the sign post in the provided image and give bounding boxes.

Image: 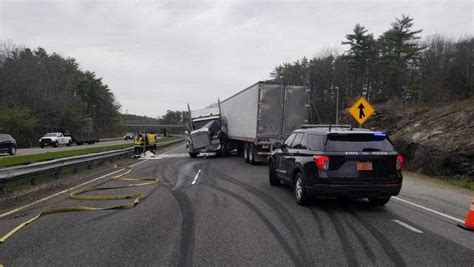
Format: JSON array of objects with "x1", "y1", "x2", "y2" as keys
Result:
[{"x1": 348, "y1": 97, "x2": 375, "y2": 127}]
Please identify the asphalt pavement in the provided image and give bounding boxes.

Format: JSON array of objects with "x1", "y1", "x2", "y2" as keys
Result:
[
  {"x1": 1, "y1": 139, "x2": 131, "y2": 157},
  {"x1": 0, "y1": 144, "x2": 473, "y2": 265}
]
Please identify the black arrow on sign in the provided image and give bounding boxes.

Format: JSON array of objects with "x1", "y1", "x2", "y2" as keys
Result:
[{"x1": 358, "y1": 103, "x2": 365, "y2": 119}]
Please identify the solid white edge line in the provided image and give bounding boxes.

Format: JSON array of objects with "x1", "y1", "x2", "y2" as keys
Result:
[
  {"x1": 393, "y1": 197, "x2": 464, "y2": 224},
  {"x1": 192, "y1": 169, "x2": 202, "y2": 185},
  {"x1": 392, "y1": 219, "x2": 424, "y2": 234},
  {"x1": 0, "y1": 152, "x2": 155, "y2": 219}
]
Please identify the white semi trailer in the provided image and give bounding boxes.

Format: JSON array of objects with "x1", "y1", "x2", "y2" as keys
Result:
[{"x1": 187, "y1": 81, "x2": 309, "y2": 164}]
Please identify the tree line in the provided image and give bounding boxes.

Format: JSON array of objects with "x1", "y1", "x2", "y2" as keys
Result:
[
  {"x1": 123, "y1": 110, "x2": 189, "y2": 126},
  {"x1": 0, "y1": 42, "x2": 122, "y2": 147},
  {"x1": 270, "y1": 15, "x2": 474, "y2": 124}
]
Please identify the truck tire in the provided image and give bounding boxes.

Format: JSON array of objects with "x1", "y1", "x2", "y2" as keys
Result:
[
  {"x1": 243, "y1": 143, "x2": 249, "y2": 163},
  {"x1": 66, "y1": 140, "x2": 72, "y2": 146},
  {"x1": 53, "y1": 141, "x2": 58, "y2": 147},
  {"x1": 40, "y1": 143, "x2": 45, "y2": 148},
  {"x1": 189, "y1": 152, "x2": 199, "y2": 158},
  {"x1": 216, "y1": 144, "x2": 228, "y2": 157},
  {"x1": 249, "y1": 144, "x2": 257, "y2": 165}
]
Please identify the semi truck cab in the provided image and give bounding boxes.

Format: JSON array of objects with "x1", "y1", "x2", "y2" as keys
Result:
[{"x1": 186, "y1": 107, "x2": 227, "y2": 158}]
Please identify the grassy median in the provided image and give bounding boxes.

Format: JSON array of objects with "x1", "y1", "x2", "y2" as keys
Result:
[{"x1": 0, "y1": 136, "x2": 178, "y2": 168}]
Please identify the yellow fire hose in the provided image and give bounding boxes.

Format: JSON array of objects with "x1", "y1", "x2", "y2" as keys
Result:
[{"x1": 0, "y1": 166, "x2": 159, "y2": 244}]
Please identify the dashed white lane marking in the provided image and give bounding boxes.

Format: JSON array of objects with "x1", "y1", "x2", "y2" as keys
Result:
[
  {"x1": 393, "y1": 219, "x2": 424, "y2": 234},
  {"x1": 393, "y1": 197, "x2": 464, "y2": 224},
  {"x1": 0, "y1": 160, "x2": 152, "y2": 219},
  {"x1": 192, "y1": 169, "x2": 202, "y2": 185}
]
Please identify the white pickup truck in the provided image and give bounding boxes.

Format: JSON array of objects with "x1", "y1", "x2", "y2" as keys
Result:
[{"x1": 39, "y1": 132, "x2": 73, "y2": 148}]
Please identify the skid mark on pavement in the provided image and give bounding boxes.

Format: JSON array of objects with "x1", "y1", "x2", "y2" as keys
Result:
[
  {"x1": 309, "y1": 208, "x2": 326, "y2": 239},
  {"x1": 343, "y1": 205, "x2": 406, "y2": 266},
  {"x1": 156, "y1": 159, "x2": 196, "y2": 266},
  {"x1": 206, "y1": 165, "x2": 315, "y2": 264},
  {"x1": 208, "y1": 183, "x2": 304, "y2": 266},
  {"x1": 321, "y1": 207, "x2": 359, "y2": 266},
  {"x1": 345, "y1": 222, "x2": 377, "y2": 264}
]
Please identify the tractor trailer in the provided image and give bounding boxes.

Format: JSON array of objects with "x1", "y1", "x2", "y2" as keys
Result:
[{"x1": 186, "y1": 81, "x2": 309, "y2": 164}]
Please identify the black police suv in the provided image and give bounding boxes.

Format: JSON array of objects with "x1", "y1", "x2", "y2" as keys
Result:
[
  {"x1": 269, "y1": 125, "x2": 404, "y2": 206},
  {"x1": 0, "y1": 134, "x2": 17, "y2": 155}
]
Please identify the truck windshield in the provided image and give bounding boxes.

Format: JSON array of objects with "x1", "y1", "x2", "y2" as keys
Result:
[
  {"x1": 193, "y1": 119, "x2": 221, "y2": 131},
  {"x1": 44, "y1": 133, "x2": 57, "y2": 137},
  {"x1": 324, "y1": 133, "x2": 395, "y2": 152}
]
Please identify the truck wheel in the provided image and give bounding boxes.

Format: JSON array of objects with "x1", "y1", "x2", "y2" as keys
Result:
[
  {"x1": 216, "y1": 145, "x2": 228, "y2": 157},
  {"x1": 243, "y1": 143, "x2": 249, "y2": 163},
  {"x1": 249, "y1": 144, "x2": 257, "y2": 165},
  {"x1": 40, "y1": 143, "x2": 45, "y2": 148},
  {"x1": 237, "y1": 144, "x2": 244, "y2": 155},
  {"x1": 189, "y1": 152, "x2": 199, "y2": 158},
  {"x1": 53, "y1": 141, "x2": 58, "y2": 147},
  {"x1": 269, "y1": 161, "x2": 280, "y2": 186},
  {"x1": 66, "y1": 140, "x2": 72, "y2": 146}
]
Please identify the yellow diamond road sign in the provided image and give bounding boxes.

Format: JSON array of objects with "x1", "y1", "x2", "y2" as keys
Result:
[{"x1": 348, "y1": 97, "x2": 375, "y2": 125}]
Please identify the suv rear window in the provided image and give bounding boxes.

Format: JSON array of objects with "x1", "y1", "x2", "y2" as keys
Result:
[{"x1": 325, "y1": 133, "x2": 394, "y2": 152}]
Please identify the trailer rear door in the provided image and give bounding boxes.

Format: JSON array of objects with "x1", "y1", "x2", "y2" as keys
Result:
[
  {"x1": 282, "y1": 85, "x2": 309, "y2": 138},
  {"x1": 257, "y1": 84, "x2": 284, "y2": 139}
]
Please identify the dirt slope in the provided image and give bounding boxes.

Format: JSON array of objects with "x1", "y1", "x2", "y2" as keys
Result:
[{"x1": 362, "y1": 99, "x2": 474, "y2": 177}]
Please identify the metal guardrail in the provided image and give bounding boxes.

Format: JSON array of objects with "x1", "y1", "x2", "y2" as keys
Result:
[{"x1": 0, "y1": 138, "x2": 184, "y2": 192}]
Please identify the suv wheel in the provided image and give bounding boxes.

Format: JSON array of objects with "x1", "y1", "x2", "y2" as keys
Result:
[
  {"x1": 9, "y1": 145, "x2": 16, "y2": 155},
  {"x1": 53, "y1": 141, "x2": 58, "y2": 147},
  {"x1": 368, "y1": 197, "x2": 391, "y2": 206},
  {"x1": 294, "y1": 172, "x2": 310, "y2": 206},
  {"x1": 269, "y1": 161, "x2": 280, "y2": 186}
]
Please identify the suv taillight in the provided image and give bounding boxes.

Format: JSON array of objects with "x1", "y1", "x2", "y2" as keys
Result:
[
  {"x1": 313, "y1": 155, "x2": 329, "y2": 170},
  {"x1": 396, "y1": 155, "x2": 404, "y2": 170}
]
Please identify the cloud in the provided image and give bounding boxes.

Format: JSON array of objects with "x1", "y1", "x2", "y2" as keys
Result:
[{"x1": 1, "y1": 0, "x2": 472, "y2": 116}]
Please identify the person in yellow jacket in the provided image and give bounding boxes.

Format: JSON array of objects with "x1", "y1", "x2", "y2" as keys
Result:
[
  {"x1": 147, "y1": 131, "x2": 157, "y2": 152},
  {"x1": 133, "y1": 133, "x2": 145, "y2": 156}
]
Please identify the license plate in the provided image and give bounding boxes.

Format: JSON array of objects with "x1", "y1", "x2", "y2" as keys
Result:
[{"x1": 357, "y1": 162, "x2": 373, "y2": 171}]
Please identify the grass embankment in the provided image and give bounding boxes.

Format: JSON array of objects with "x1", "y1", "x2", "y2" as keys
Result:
[
  {"x1": 405, "y1": 171, "x2": 474, "y2": 191},
  {"x1": 0, "y1": 136, "x2": 178, "y2": 168}
]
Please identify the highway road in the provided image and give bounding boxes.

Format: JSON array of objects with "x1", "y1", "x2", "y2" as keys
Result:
[
  {"x1": 0, "y1": 139, "x2": 131, "y2": 157},
  {"x1": 0, "y1": 144, "x2": 473, "y2": 265}
]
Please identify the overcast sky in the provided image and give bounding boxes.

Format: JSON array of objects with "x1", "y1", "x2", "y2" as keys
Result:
[{"x1": 1, "y1": 0, "x2": 472, "y2": 117}]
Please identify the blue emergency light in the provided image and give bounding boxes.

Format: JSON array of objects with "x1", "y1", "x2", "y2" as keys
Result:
[{"x1": 373, "y1": 132, "x2": 388, "y2": 140}]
